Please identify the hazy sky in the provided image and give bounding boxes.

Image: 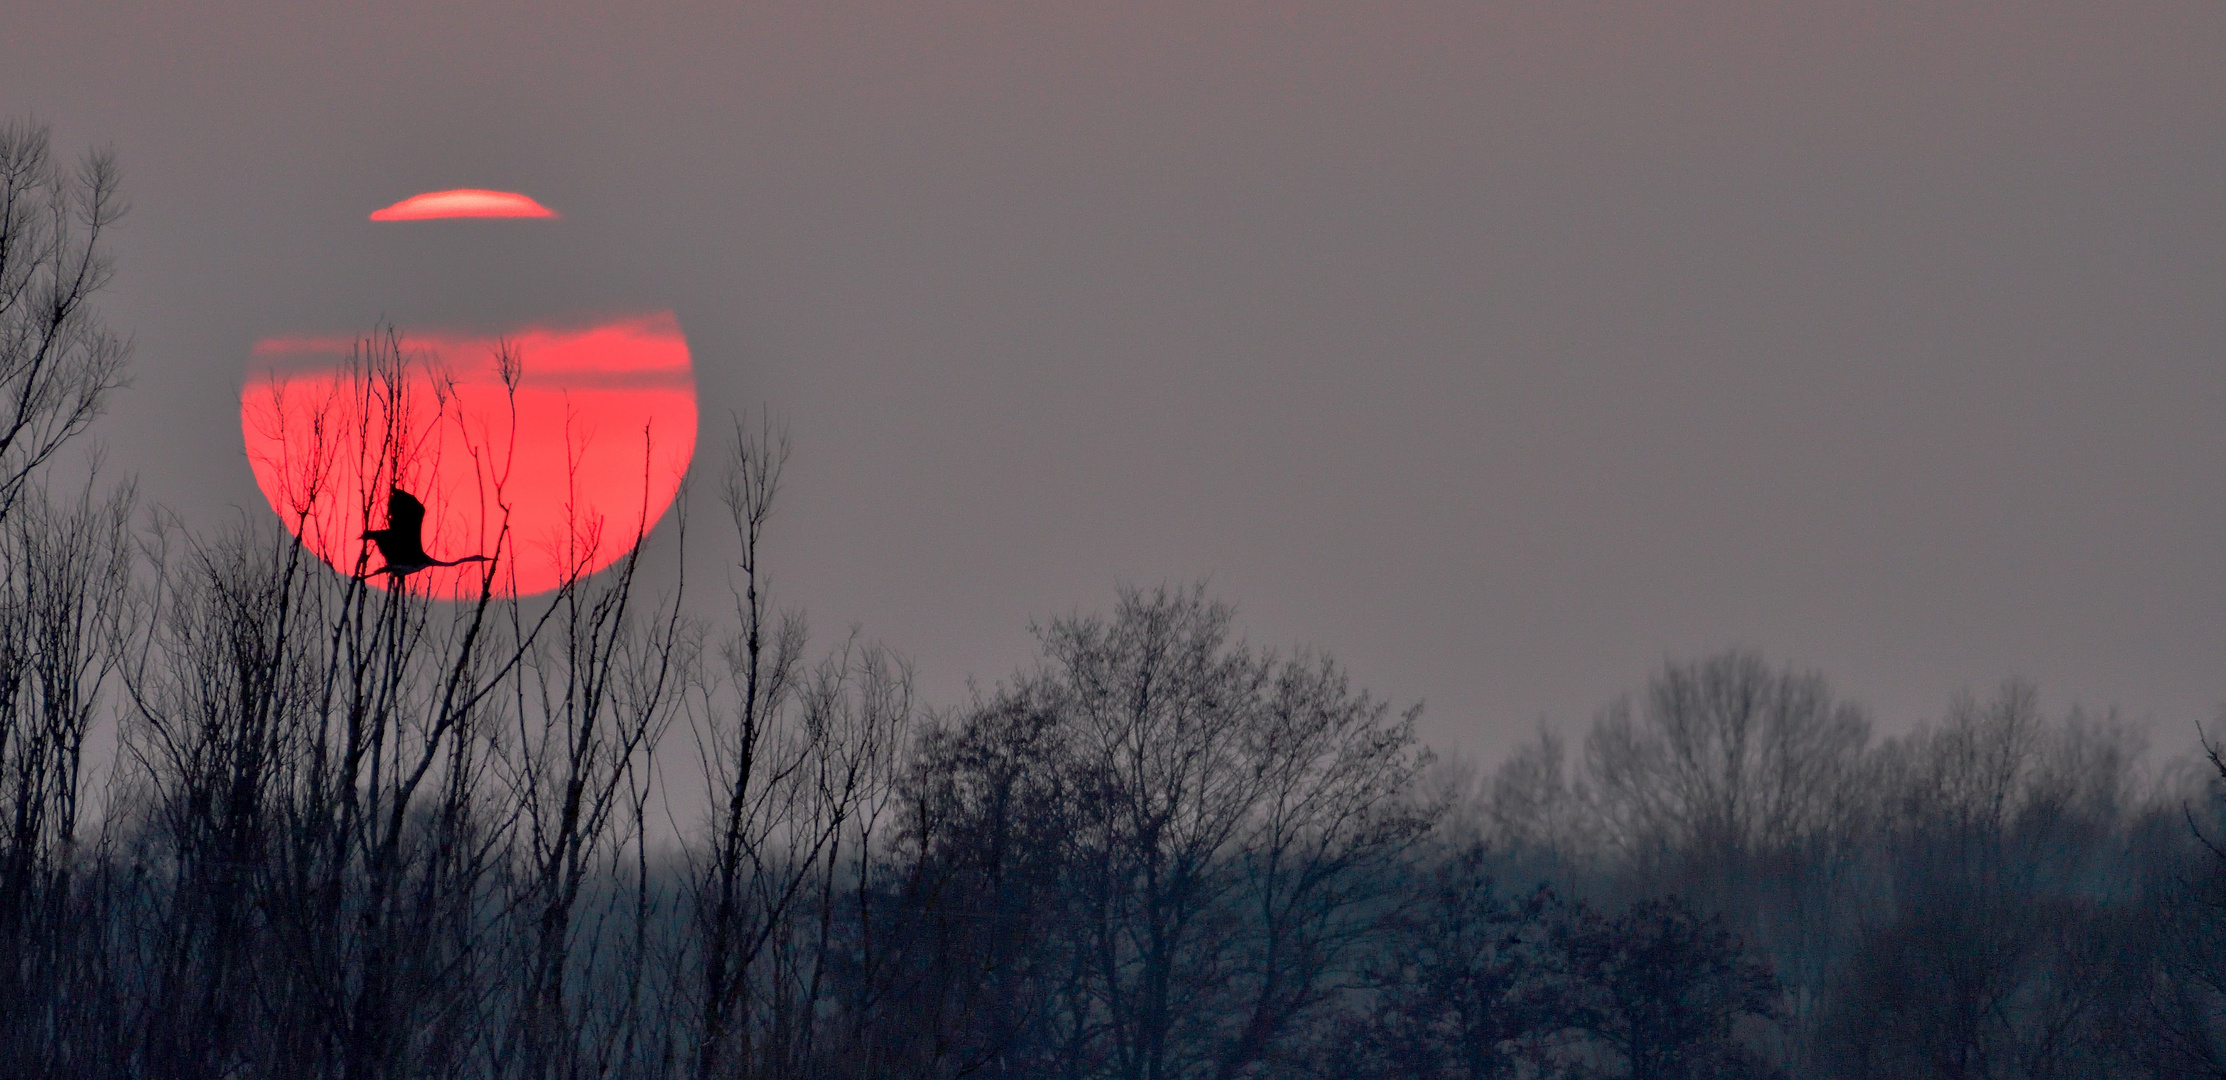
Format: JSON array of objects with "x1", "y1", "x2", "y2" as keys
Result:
[{"x1": 5, "y1": 1, "x2": 2223, "y2": 763}]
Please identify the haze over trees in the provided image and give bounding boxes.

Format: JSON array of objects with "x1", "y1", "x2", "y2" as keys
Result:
[{"x1": 6, "y1": 121, "x2": 2226, "y2": 1080}]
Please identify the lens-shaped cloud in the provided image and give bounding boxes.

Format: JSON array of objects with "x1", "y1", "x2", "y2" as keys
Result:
[{"x1": 369, "y1": 189, "x2": 559, "y2": 221}]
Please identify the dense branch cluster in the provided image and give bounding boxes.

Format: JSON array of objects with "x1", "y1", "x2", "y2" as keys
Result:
[{"x1": 3, "y1": 122, "x2": 2226, "y2": 1080}]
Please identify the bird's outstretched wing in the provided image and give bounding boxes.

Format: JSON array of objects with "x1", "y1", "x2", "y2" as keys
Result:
[{"x1": 386, "y1": 488, "x2": 426, "y2": 539}]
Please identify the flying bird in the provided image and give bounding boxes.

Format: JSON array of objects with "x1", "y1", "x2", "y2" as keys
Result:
[{"x1": 362, "y1": 487, "x2": 491, "y2": 578}]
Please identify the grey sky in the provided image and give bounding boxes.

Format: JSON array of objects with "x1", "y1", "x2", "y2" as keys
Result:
[{"x1": 5, "y1": 1, "x2": 2222, "y2": 762}]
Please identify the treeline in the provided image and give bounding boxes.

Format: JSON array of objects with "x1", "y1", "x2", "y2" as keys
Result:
[{"x1": 7, "y1": 121, "x2": 2226, "y2": 1080}]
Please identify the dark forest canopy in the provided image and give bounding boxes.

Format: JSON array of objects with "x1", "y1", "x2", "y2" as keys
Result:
[{"x1": 6, "y1": 121, "x2": 2226, "y2": 1080}]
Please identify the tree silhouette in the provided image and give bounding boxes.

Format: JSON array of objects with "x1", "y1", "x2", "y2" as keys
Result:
[{"x1": 1554, "y1": 895, "x2": 1781, "y2": 1080}]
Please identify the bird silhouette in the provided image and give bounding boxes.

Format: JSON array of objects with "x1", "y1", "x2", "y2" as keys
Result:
[{"x1": 361, "y1": 487, "x2": 491, "y2": 578}]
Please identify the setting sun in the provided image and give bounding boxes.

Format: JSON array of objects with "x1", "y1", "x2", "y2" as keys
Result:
[
  {"x1": 368, "y1": 188, "x2": 559, "y2": 221},
  {"x1": 240, "y1": 312, "x2": 698, "y2": 597}
]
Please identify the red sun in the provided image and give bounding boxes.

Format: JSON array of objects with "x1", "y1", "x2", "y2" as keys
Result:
[
  {"x1": 241, "y1": 312, "x2": 698, "y2": 597},
  {"x1": 369, "y1": 189, "x2": 559, "y2": 220}
]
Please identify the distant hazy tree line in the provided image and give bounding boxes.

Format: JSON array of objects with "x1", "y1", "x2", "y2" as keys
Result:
[{"x1": 6, "y1": 120, "x2": 2226, "y2": 1080}]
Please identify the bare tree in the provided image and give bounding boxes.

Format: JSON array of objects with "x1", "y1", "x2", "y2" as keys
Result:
[
  {"x1": 1483, "y1": 724, "x2": 1602, "y2": 864},
  {"x1": 1346, "y1": 845, "x2": 1563, "y2": 1080},
  {"x1": 689, "y1": 414, "x2": 805, "y2": 1079},
  {"x1": 1049, "y1": 585, "x2": 1277, "y2": 1080},
  {"x1": 1215, "y1": 650, "x2": 1436, "y2": 1078},
  {"x1": 688, "y1": 415, "x2": 914, "y2": 1080},
  {"x1": 955, "y1": 584, "x2": 1436, "y2": 1080},
  {"x1": 876, "y1": 683, "x2": 1077, "y2": 1079},
  {"x1": 1584, "y1": 651, "x2": 1870, "y2": 865},
  {"x1": 1553, "y1": 895, "x2": 1780, "y2": 1080},
  {"x1": 111, "y1": 331, "x2": 544, "y2": 1080},
  {"x1": 0, "y1": 121, "x2": 129, "y2": 525},
  {"x1": 0, "y1": 477, "x2": 134, "y2": 1070},
  {"x1": 0, "y1": 120, "x2": 133, "y2": 1071},
  {"x1": 1818, "y1": 683, "x2": 2158, "y2": 1080},
  {"x1": 490, "y1": 411, "x2": 696, "y2": 1080}
]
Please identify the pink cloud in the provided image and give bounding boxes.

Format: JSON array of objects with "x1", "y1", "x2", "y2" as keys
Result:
[{"x1": 369, "y1": 189, "x2": 559, "y2": 221}]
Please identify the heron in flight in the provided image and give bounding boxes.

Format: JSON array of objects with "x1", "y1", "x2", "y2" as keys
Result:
[{"x1": 362, "y1": 487, "x2": 491, "y2": 578}]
